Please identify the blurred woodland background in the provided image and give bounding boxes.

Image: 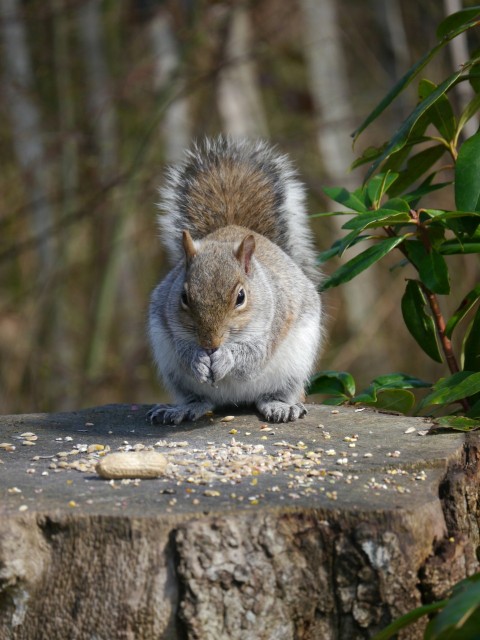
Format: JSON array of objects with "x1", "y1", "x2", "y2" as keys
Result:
[{"x1": 0, "y1": 0, "x2": 479, "y2": 414}]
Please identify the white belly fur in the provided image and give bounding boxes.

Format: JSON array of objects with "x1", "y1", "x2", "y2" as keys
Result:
[{"x1": 150, "y1": 311, "x2": 321, "y2": 405}]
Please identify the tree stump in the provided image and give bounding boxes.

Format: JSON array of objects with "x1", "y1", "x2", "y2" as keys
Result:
[{"x1": 0, "y1": 404, "x2": 478, "y2": 639}]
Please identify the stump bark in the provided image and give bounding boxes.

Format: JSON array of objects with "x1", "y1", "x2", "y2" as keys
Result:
[{"x1": 0, "y1": 403, "x2": 478, "y2": 639}]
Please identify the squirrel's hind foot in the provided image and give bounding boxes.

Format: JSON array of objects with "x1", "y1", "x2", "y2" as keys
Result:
[
  {"x1": 256, "y1": 400, "x2": 307, "y2": 423},
  {"x1": 147, "y1": 402, "x2": 212, "y2": 425}
]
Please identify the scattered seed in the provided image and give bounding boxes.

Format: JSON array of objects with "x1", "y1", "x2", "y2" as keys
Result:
[
  {"x1": 87, "y1": 444, "x2": 105, "y2": 454},
  {"x1": 221, "y1": 416, "x2": 235, "y2": 422},
  {"x1": 18, "y1": 505, "x2": 28, "y2": 512},
  {"x1": 404, "y1": 426, "x2": 416, "y2": 434}
]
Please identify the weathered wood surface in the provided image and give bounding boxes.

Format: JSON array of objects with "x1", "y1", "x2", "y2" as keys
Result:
[{"x1": 0, "y1": 403, "x2": 479, "y2": 639}]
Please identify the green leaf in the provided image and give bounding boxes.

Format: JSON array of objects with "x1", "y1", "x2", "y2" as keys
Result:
[
  {"x1": 381, "y1": 198, "x2": 411, "y2": 212},
  {"x1": 364, "y1": 63, "x2": 476, "y2": 181},
  {"x1": 341, "y1": 209, "x2": 411, "y2": 231},
  {"x1": 418, "y1": 79, "x2": 456, "y2": 141},
  {"x1": 371, "y1": 601, "x2": 447, "y2": 640},
  {"x1": 316, "y1": 232, "x2": 373, "y2": 265},
  {"x1": 352, "y1": 44, "x2": 451, "y2": 143},
  {"x1": 372, "y1": 389, "x2": 416, "y2": 413},
  {"x1": 456, "y1": 92, "x2": 480, "y2": 142},
  {"x1": 371, "y1": 373, "x2": 432, "y2": 390},
  {"x1": 445, "y1": 284, "x2": 480, "y2": 338},
  {"x1": 308, "y1": 370, "x2": 356, "y2": 397},
  {"x1": 466, "y1": 397, "x2": 480, "y2": 418},
  {"x1": 309, "y1": 211, "x2": 347, "y2": 220},
  {"x1": 436, "y1": 7, "x2": 480, "y2": 39},
  {"x1": 352, "y1": 18, "x2": 480, "y2": 144},
  {"x1": 350, "y1": 144, "x2": 387, "y2": 170},
  {"x1": 425, "y1": 574, "x2": 480, "y2": 640},
  {"x1": 321, "y1": 395, "x2": 349, "y2": 406},
  {"x1": 352, "y1": 386, "x2": 377, "y2": 405},
  {"x1": 423, "y1": 210, "x2": 480, "y2": 222},
  {"x1": 323, "y1": 186, "x2": 367, "y2": 212},
  {"x1": 320, "y1": 236, "x2": 406, "y2": 291},
  {"x1": 403, "y1": 180, "x2": 451, "y2": 204},
  {"x1": 382, "y1": 137, "x2": 431, "y2": 173},
  {"x1": 401, "y1": 280, "x2": 443, "y2": 362},
  {"x1": 468, "y1": 58, "x2": 480, "y2": 93},
  {"x1": 388, "y1": 145, "x2": 446, "y2": 197},
  {"x1": 463, "y1": 305, "x2": 480, "y2": 372},
  {"x1": 405, "y1": 241, "x2": 450, "y2": 294},
  {"x1": 421, "y1": 371, "x2": 480, "y2": 407},
  {"x1": 440, "y1": 240, "x2": 480, "y2": 255},
  {"x1": 433, "y1": 416, "x2": 480, "y2": 432},
  {"x1": 365, "y1": 173, "x2": 399, "y2": 208},
  {"x1": 455, "y1": 130, "x2": 480, "y2": 212}
]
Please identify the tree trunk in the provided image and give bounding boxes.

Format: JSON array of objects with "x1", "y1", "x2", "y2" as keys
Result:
[
  {"x1": 300, "y1": 0, "x2": 394, "y2": 373},
  {"x1": 149, "y1": 7, "x2": 192, "y2": 162},
  {"x1": 443, "y1": 0, "x2": 479, "y2": 139},
  {"x1": 216, "y1": 5, "x2": 268, "y2": 138},
  {"x1": 0, "y1": 0, "x2": 56, "y2": 273}
]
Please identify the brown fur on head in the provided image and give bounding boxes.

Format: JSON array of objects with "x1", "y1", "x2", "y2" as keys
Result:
[{"x1": 180, "y1": 236, "x2": 255, "y2": 349}]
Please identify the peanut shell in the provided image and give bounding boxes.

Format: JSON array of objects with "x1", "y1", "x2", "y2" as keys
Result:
[{"x1": 95, "y1": 451, "x2": 168, "y2": 479}]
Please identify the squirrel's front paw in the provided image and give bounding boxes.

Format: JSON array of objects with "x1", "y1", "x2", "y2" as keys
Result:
[
  {"x1": 256, "y1": 400, "x2": 307, "y2": 423},
  {"x1": 147, "y1": 401, "x2": 212, "y2": 425},
  {"x1": 210, "y1": 346, "x2": 235, "y2": 383},
  {"x1": 190, "y1": 350, "x2": 212, "y2": 384}
]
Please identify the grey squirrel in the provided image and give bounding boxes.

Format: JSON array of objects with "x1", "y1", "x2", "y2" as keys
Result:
[{"x1": 148, "y1": 137, "x2": 322, "y2": 425}]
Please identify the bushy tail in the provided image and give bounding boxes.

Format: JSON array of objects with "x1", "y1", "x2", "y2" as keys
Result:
[{"x1": 158, "y1": 136, "x2": 320, "y2": 284}]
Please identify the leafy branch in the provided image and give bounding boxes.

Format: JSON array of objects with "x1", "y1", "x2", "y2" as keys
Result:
[{"x1": 310, "y1": 6, "x2": 480, "y2": 424}]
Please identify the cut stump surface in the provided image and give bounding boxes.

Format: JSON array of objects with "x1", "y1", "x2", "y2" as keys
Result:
[{"x1": 0, "y1": 403, "x2": 479, "y2": 639}]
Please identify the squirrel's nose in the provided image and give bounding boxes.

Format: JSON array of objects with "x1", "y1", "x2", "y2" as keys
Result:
[{"x1": 199, "y1": 335, "x2": 223, "y2": 351}]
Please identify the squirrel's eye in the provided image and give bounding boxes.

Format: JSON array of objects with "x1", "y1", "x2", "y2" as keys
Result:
[
  {"x1": 235, "y1": 288, "x2": 246, "y2": 308},
  {"x1": 181, "y1": 290, "x2": 189, "y2": 308}
]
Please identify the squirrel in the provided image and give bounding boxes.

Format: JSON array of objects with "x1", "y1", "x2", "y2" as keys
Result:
[{"x1": 147, "y1": 137, "x2": 322, "y2": 425}]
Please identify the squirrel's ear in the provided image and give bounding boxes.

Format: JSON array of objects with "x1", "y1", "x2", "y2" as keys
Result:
[
  {"x1": 182, "y1": 230, "x2": 197, "y2": 266},
  {"x1": 235, "y1": 234, "x2": 256, "y2": 275}
]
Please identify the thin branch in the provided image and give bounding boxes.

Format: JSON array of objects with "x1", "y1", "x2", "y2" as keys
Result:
[{"x1": 384, "y1": 222, "x2": 470, "y2": 412}]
